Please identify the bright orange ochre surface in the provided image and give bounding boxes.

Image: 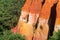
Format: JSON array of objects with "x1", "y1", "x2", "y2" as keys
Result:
[
  {"x1": 39, "y1": 0, "x2": 57, "y2": 19},
  {"x1": 55, "y1": 2, "x2": 60, "y2": 25},
  {"x1": 29, "y1": 0, "x2": 42, "y2": 13},
  {"x1": 11, "y1": 21, "x2": 33, "y2": 40},
  {"x1": 39, "y1": 3, "x2": 51, "y2": 19},
  {"x1": 11, "y1": 0, "x2": 58, "y2": 40},
  {"x1": 19, "y1": 21, "x2": 33, "y2": 40},
  {"x1": 33, "y1": 22, "x2": 49, "y2": 40},
  {"x1": 22, "y1": 0, "x2": 32, "y2": 12},
  {"x1": 56, "y1": 3, "x2": 60, "y2": 18},
  {"x1": 55, "y1": 18, "x2": 60, "y2": 25}
]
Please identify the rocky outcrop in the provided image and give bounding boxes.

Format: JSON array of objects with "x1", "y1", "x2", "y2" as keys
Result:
[
  {"x1": 11, "y1": 0, "x2": 60, "y2": 40},
  {"x1": 54, "y1": 0, "x2": 60, "y2": 32}
]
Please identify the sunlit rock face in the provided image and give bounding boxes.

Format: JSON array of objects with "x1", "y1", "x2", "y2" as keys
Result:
[
  {"x1": 40, "y1": 0, "x2": 57, "y2": 19},
  {"x1": 37, "y1": 0, "x2": 57, "y2": 40},
  {"x1": 20, "y1": 0, "x2": 33, "y2": 22},
  {"x1": 19, "y1": 21, "x2": 34, "y2": 40},
  {"x1": 22, "y1": 0, "x2": 32, "y2": 12},
  {"x1": 28, "y1": 0, "x2": 43, "y2": 25},
  {"x1": 11, "y1": 21, "x2": 34, "y2": 40},
  {"x1": 11, "y1": 0, "x2": 58, "y2": 40},
  {"x1": 54, "y1": 0, "x2": 60, "y2": 32},
  {"x1": 33, "y1": 23, "x2": 49, "y2": 40},
  {"x1": 19, "y1": 0, "x2": 43, "y2": 40},
  {"x1": 29, "y1": 0, "x2": 42, "y2": 13}
]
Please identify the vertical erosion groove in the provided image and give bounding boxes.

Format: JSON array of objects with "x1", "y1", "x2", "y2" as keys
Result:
[{"x1": 48, "y1": 3, "x2": 57, "y2": 37}]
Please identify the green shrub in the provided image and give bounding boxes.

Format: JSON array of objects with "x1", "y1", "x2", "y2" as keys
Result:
[
  {"x1": 0, "y1": 30, "x2": 25, "y2": 40},
  {"x1": 49, "y1": 30, "x2": 60, "y2": 40},
  {"x1": 0, "y1": 0, "x2": 25, "y2": 30}
]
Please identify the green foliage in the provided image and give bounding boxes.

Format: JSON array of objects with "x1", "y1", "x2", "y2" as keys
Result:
[
  {"x1": 0, "y1": 0, "x2": 26, "y2": 39},
  {"x1": 49, "y1": 30, "x2": 60, "y2": 40},
  {"x1": 0, "y1": 0, "x2": 25, "y2": 30},
  {"x1": 0, "y1": 30, "x2": 25, "y2": 40}
]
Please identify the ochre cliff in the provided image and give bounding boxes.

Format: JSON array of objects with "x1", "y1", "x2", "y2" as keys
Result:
[
  {"x1": 54, "y1": 0, "x2": 60, "y2": 32},
  {"x1": 11, "y1": 0, "x2": 60, "y2": 40}
]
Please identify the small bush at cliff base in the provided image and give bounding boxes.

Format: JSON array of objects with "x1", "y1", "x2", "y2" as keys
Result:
[
  {"x1": 49, "y1": 30, "x2": 60, "y2": 40},
  {"x1": 0, "y1": 30, "x2": 25, "y2": 40}
]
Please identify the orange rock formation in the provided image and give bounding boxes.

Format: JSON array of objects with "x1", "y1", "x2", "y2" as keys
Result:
[
  {"x1": 13, "y1": 0, "x2": 43, "y2": 40},
  {"x1": 35, "y1": 0, "x2": 57, "y2": 40},
  {"x1": 11, "y1": 0, "x2": 58, "y2": 40},
  {"x1": 54, "y1": 0, "x2": 60, "y2": 32},
  {"x1": 19, "y1": 21, "x2": 33, "y2": 40},
  {"x1": 20, "y1": 0, "x2": 32, "y2": 22},
  {"x1": 28, "y1": 0, "x2": 43, "y2": 25}
]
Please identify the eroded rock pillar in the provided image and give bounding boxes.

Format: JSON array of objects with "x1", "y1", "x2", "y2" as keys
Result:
[
  {"x1": 17, "y1": 0, "x2": 33, "y2": 40},
  {"x1": 35, "y1": 0, "x2": 57, "y2": 40},
  {"x1": 19, "y1": 0, "x2": 43, "y2": 40},
  {"x1": 28, "y1": 0, "x2": 43, "y2": 25},
  {"x1": 54, "y1": 0, "x2": 60, "y2": 32},
  {"x1": 20, "y1": 0, "x2": 32, "y2": 22}
]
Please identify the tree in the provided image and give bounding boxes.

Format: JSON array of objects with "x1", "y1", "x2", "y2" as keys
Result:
[
  {"x1": 0, "y1": 0, "x2": 26, "y2": 40},
  {"x1": 0, "y1": 0, "x2": 25, "y2": 31},
  {"x1": 49, "y1": 30, "x2": 60, "y2": 40},
  {"x1": 0, "y1": 30, "x2": 25, "y2": 40}
]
